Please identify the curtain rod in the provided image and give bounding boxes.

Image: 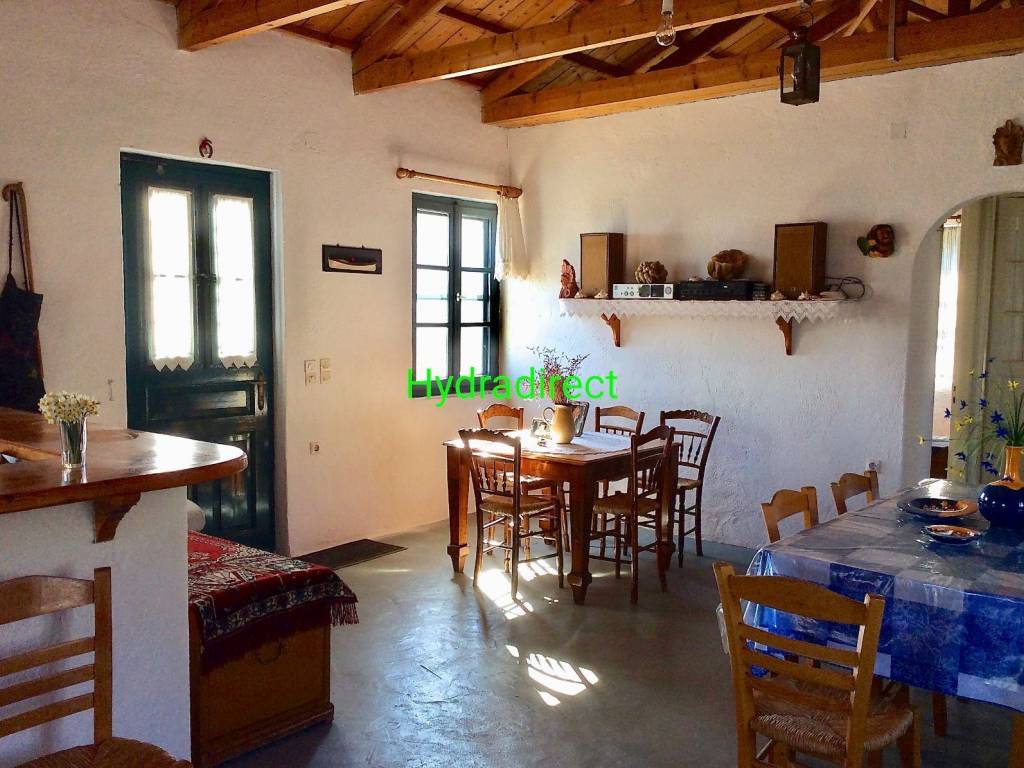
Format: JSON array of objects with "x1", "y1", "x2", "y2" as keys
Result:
[{"x1": 396, "y1": 167, "x2": 522, "y2": 199}]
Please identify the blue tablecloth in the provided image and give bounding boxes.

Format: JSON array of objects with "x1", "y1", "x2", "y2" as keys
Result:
[{"x1": 747, "y1": 479, "x2": 1024, "y2": 712}]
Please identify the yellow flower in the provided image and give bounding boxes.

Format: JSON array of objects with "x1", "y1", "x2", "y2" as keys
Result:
[
  {"x1": 1009, "y1": 380, "x2": 1021, "y2": 390},
  {"x1": 917, "y1": 435, "x2": 926, "y2": 445},
  {"x1": 963, "y1": 415, "x2": 974, "y2": 425},
  {"x1": 954, "y1": 421, "x2": 964, "y2": 432},
  {"x1": 969, "y1": 369, "x2": 976, "y2": 376}
]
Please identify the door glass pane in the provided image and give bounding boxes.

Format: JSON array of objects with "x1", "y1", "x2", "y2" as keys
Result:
[
  {"x1": 462, "y1": 217, "x2": 486, "y2": 268},
  {"x1": 460, "y1": 326, "x2": 485, "y2": 376},
  {"x1": 416, "y1": 211, "x2": 449, "y2": 266},
  {"x1": 416, "y1": 327, "x2": 448, "y2": 381},
  {"x1": 416, "y1": 268, "x2": 449, "y2": 324},
  {"x1": 146, "y1": 187, "x2": 195, "y2": 370},
  {"x1": 213, "y1": 195, "x2": 257, "y2": 368},
  {"x1": 460, "y1": 271, "x2": 486, "y2": 323}
]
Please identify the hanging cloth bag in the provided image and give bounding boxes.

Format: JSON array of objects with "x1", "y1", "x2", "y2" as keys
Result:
[{"x1": 0, "y1": 186, "x2": 45, "y2": 411}]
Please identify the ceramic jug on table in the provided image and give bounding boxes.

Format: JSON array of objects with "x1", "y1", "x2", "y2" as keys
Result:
[{"x1": 542, "y1": 404, "x2": 576, "y2": 444}]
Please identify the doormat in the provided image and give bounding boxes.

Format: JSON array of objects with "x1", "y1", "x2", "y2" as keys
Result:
[{"x1": 301, "y1": 539, "x2": 406, "y2": 570}]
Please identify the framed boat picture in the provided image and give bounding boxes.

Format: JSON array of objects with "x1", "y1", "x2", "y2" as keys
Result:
[{"x1": 322, "y1": 244, "x2": 382, "y2": 275}]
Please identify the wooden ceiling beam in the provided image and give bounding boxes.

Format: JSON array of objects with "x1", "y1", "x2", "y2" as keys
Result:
[
  {"x1": 806, "y1": 0, "x2": 863, "y2": 41},
  {"x1": 177, "y1": 0, "x2": 366, "y2": 50},
  {"x1": 971, "y1": 0, "x2": 1004, "y2": 11},
  {"x1": 352, "y1": 0, "x2": 449, "y2": 71},
  {"x1": 906, "y1": 0, "x2": 947, "y2": 18},
  {"x1": 843, "y1": 0, "x2": 882, "y2": 35},
  {"x1": 482, "y1": 5, "x2": 1024, "y2": 126},
  {"x1": 352, "y1": 0, "x2": 804, "y2": 92}
]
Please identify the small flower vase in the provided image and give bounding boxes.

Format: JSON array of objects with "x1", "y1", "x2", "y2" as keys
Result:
[
  {"x1": 58, "y1": 418, "x2": 88, "y2": 470},
  {"x1": 978, "y1": 445, "x2": 1024, "y2": 528}
]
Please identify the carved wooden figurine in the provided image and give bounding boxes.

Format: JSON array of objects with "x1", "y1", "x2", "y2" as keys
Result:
[
  {"x1": 559, "y1": 259, "x2": 580, "y2": 299},
  {"x1": 994, "y1": 119, "x2": 1024, "y2": 166}
]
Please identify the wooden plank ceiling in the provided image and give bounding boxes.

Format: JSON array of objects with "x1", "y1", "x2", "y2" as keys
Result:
[{"x1": 174, "y1": 0, "x2": 1024, "y2": 124}]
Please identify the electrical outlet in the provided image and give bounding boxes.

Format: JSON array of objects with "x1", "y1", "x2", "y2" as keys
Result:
[
  {"x1": 867, "y1": 460, "x2": 882, "y2": 473},
  {"x1": 309, "y1": 441, "x2": 320, "y2": 455},
  {"x1": 320, "y1": 358, "x2": 332, "y2": 383},
  {"x1": 304, "y1": 359, "x2": 318, "y2": 385}
]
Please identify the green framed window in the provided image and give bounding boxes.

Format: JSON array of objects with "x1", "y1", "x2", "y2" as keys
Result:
[{"x1": 411, "y1": 193, "x2": 499, "y2": 397}]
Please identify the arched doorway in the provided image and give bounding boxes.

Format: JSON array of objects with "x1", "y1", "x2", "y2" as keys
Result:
[{"x1": 906, "y1": 192, "x2": 1024, "y2": 485}]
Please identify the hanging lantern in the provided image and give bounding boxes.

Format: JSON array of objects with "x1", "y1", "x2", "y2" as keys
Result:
[{"x1": 779, "y1": 26, "x2": 820, "y2": 106}]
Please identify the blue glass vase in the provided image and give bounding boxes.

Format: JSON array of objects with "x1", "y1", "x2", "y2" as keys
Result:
[{"x1": 979, "y1": 446, "x2": 1024, "y2": 528}]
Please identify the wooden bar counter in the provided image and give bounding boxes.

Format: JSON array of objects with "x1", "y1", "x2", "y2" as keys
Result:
[
  {"x1": 0, "y1": 407, "x2": 246, "y2": 541},
  {"x1": 0, "y1": 406, "x2": 248, "y2": 764}
]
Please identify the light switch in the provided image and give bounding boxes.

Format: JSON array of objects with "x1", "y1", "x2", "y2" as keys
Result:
[
  {"x1": 304, "y1": 359, "x2": 318, "y2": 385},
  {"x1": 319, "y1": 358, "x2": 332, "y2": 383}
]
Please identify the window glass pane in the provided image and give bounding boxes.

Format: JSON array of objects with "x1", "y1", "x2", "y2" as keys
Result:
[
  {"x1": 212, "y1": 195, "x2": 257, "y2": 367},
  {"x1": 460, "y1": 326, "x2": 485, "y2": 376},
  {"x1": 416, "y1": 268, "x2": 449, "y2": 324},
  {"x1": 416, "y1": 211, "x2": 449, "y2": 266},
  {"x1": 460, "y1": 271, "x2": 486, "y2": 323},
  {"x1": 416, "y1": 327, "x2": 448, "y2": 381},
  {"x1": 146, "y1": 187, "x2": 194, "y2": 367},
  {"x1": 461, "y1": 217, "x2": 486, "y2": 268}
]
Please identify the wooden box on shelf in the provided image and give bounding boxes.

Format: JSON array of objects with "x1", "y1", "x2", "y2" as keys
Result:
[
  {"x1": 773, "y1": 222, "x2": 827, "y2": 299},
  {"x1": 580, "y1": 233, "x2": 624, "y2": 297}
]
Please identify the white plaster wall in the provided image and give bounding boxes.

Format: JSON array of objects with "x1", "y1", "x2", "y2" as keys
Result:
[
  {"x1": 0, "y1": 0, "x2": 508, "y2": 556},
  {"x1": 0, "y1": 489, "x2": 190, "y2": 764},
  {"x1": 507, "y1": 56, "x2": 1024, "y2": 548}
]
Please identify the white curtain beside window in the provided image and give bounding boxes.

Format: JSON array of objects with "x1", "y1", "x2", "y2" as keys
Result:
[{"x1": 496, "y1": 193, "x2": 528, "y2": 281}]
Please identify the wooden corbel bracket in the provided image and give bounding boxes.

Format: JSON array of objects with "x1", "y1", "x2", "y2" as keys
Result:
[
  {"x1": 93, "y1": 492, "x2": 141, "y2": 543},
  {"x1": 776, "y1": 317, "x2": 794, "y2": 356},
  {"x1": 600, "y1": 313, "x2": 621, "y2": 347}
]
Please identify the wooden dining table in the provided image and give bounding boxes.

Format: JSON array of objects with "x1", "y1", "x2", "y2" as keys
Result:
[{"x1": 444, "y1": 430, "x2": 675, "y2": 604}]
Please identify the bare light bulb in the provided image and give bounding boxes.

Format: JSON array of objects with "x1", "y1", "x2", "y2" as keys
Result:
[{"x1": 655, "y1": 0, "x2": 676, "y2": 46}]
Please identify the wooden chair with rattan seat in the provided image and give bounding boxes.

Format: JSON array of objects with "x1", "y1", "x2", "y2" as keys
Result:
[
  {"x1": 590, "y1": 425, "x2": 675, "y2": 604},
  {"x1": 0, "y1": 568, "x2": 191, "y2": 768},
  {"x1": 830, "y1": 469, "x2": 948, "y2": 739},
  {"x1": 761, "y1": 487, "x2": 820, "y2": 544},
  {"x1": 715, "y1": 562, "x2": 921, "y2": 768},
  {"x1": 660, "y1": 409, "x2": 720, "y2": 563},
  {"x1": 831, "y1": 470, "x2": 879, "y2": 516},
  {"x1": 592, "y1": 406, "x2": 646, "y2": 558},
  {"x1": 459, "y1": 428, "x2": 564, "y2": 598},
  {"x1": 477, "y1": 403, "x2": 564, "y2": 563}
]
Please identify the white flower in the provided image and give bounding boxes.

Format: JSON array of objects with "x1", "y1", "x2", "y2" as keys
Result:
[{"x1": 38, "y1": 391, "x2": 100, "y2": 424}]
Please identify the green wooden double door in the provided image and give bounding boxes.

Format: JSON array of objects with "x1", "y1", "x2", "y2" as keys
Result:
[{"x1": 121, "y1": 154, "x2": 275, "y2": 550}]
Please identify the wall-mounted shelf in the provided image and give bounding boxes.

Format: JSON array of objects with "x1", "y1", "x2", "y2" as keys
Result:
[{"x1": 558, "y1": 298, "x2": 857, "y2": 355}]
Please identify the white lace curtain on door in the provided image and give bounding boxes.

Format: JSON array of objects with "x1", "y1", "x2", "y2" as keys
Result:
[{"x1": 496, "y1": 193, "x2": 528, "y2": 281}]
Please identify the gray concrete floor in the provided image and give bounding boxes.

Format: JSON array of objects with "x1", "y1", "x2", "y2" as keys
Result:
[{"x1": 229, "y1": 519, "x2": 1012, "y2": 768}]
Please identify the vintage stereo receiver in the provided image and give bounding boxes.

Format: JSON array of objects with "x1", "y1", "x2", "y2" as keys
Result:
[
  {"x1": 674, "y1": 280, "x2": 754, "y2": 301},
  {"x1": 612, "y1": 283, "x2": 674, "y2": 299}
]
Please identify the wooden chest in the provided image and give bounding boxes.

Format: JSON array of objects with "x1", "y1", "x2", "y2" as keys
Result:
[{"x1": 189, "y1": 602, "x2": 334, "y2": 767}]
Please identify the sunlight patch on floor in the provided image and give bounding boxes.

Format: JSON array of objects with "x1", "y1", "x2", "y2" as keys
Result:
[
  {"x1": 474, "y1": 568, "x2": 534, "y2": 618},
  {"x1": 506, "y1": 644, "x2": 600, "y2": 707}
]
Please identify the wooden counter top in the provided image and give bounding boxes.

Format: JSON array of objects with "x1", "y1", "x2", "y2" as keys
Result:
[{"x1": 0, "y1": 407, "x2": 247, "y2": 540}]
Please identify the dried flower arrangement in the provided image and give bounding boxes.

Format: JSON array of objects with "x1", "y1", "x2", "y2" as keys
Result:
[
  {"x1": 528, "y1": 346, "x2": 589, "y2": 405},
  {"x1": 38, "y1": 391, "x2": 100, "y2": 424}
]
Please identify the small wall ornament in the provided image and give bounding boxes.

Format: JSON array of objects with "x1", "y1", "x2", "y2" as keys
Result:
[
  {"x1": 857, "y1": 224, "x2": 896, "y2": 258},
  {"x1": 635, "y1": 260, "x2": 668, "y2": 284},
  {"x1": 559, "y1": 259, "x2": 580, "y2": 299},
  {"x1": 993, "y1": 119, "x2": 1024, "y2": 166}
]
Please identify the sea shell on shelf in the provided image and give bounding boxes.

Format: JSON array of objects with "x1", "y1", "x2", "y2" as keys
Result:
[
  {"x1": 707, "y1": 249, "x2": 749, "y2": 280},
  {"x1": 593, "y1": 290, "x2": 609, "y2": 299},
  {"x1": 574, "y1": 290, "x2": 588, "y2": 299},
  {"x1": 635, "y1": 260, "x2": 668, "y2": 284},
  {"x1": 770, "y1": 290, "x2": 787, "y2": 301}
]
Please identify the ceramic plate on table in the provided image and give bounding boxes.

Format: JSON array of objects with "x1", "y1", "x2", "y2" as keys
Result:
[
  {"x1": 923, "y1": 524, "x2": 982, "y2": 546},
  {"x1": 898, "y1": 496, "x2": 977, "y2": 521}
]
